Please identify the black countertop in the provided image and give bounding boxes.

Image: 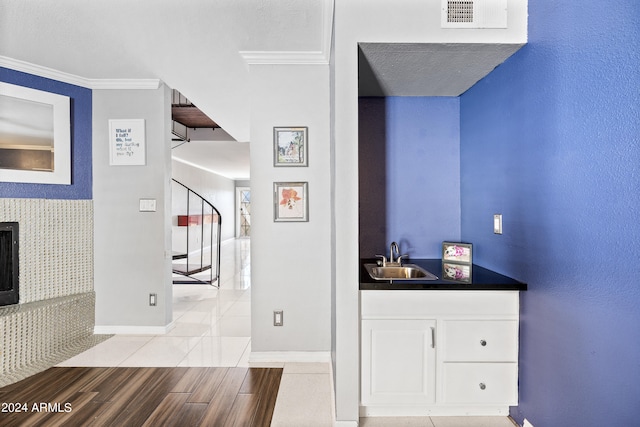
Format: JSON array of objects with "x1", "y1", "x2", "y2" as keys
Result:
[{"x1": 360, "y1": 259, "x2": 527, "y2": 291}]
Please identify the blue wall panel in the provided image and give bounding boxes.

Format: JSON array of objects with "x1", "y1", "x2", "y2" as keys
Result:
[
  {"x1": 359, "y1": 97, "x2": 460, "y2": 258},
  {"x1": 0, "y1": 67, "x2": 92, "y2": 199},
  {"x1": 460, "y1": 2, "x2": 640, "y2": 426}
]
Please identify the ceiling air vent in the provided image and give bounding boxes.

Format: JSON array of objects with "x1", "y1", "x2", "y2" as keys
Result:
[{"x1": 441, "y1": 0, "x2": 508, "y2": 29}]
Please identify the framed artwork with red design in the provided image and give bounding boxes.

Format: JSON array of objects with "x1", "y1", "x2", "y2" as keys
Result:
[{"x1": 274, "y1": 182, "x2": 308, "y2": 222}]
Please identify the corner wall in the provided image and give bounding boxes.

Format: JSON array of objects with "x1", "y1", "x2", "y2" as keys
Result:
[
  {"x1": 249, "y1": 64, "x2": 332, "y2": 354},
  {"x1": 459, "y1": 2, "x2": 640, "y2": 426},
  {"x1": 93, "y1": 85, "x2": 173, "y2": 331}
]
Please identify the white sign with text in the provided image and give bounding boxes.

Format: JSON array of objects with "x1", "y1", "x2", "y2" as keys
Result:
[{"x1": 109, "y1": 119, "x2": 146, "y2": 166}]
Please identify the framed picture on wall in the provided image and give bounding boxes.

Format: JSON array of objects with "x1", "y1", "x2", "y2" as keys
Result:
[
  {"x1": 274, "y1": 181, "x2": 308, "y2": 222},
  {"x1": 109, "y1": 119, "x2": 146, "y2": 166},
  {"x1": 274, "y1": 126, "x2": 308, "y2": 167},
  {"x1": 442, "y1": 241, "x2": 473, "y2": 264}
]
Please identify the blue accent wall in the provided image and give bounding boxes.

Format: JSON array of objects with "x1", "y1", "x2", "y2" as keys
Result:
[
  {"x1": 0, "y1": 67, "x2": 92, "y2": 199},
  {"x1": 460, "y1": 2, "x2": 640, "y2": 426},
  {"x1": 359, "y1": 97, "x2": 460, "y2": 258}
]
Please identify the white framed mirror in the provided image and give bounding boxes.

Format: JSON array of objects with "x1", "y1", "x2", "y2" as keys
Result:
[{"x1": 0, "y1": 82, "x2": 71, "y2": 185}]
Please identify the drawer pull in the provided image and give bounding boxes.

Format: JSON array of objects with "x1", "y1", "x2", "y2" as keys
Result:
[
  {"x1": 480, "y1": 339, "x2": 487, "y2": 346},
  {"x1": 479, "y1": 383, "x2": 486, "y2": 390},
  {"x1": 431, "y1": 327, "x2": 436, "y2": 348}
]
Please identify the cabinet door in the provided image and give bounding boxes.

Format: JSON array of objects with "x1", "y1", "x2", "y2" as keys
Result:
[{"x1": 361, "y1": 319, "x2": 436, "y2": 406}]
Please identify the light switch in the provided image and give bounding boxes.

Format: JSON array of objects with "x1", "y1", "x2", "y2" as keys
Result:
[
  {"x1": 494, "y1": 214, "x2": 502, "y2": 234},
  {"x1": 139, "y1": 198, "x2": 157, "y2": 212}
]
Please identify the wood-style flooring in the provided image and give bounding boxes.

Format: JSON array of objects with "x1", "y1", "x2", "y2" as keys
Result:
[{"x1": 0, "y1": 366, "x2": 282, "y2": 427}]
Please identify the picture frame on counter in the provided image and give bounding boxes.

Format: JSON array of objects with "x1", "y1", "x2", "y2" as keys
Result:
[
  {"x1": 274, "y1": 126, "x2": 308, "y2": 167},
  {"x1": 442, "y1": 262, "x2": 472, "y2": 283},
  {"x1": 274, "y1": 181, "x2": 308, "y2": 222},
  {"x1": 442, "y1": 241, "x2": 472, "y2": 264}
]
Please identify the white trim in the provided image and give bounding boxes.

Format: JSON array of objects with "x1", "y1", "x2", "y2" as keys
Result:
[
  {"x1": 359, "y1": 405, "x2": 511, "y2": 417},
  {"x1": 0, "y1": 56, "x2": 160, "y2": 90},
  {"x1": 240, "y1": 50, "x2": 329, "y2": 65},
  {"x1": 249, "y1": 351, "x2": 332, "y2": 364},
  {"x1": 335, "y1": 423, "x2": 358, "y2": 427},
  {"x1": 94, "y1": 321, "x2": 175, "y2": 335},
  {"x1": 88, "y1": 79, "x2": 160, "y2": 90}
]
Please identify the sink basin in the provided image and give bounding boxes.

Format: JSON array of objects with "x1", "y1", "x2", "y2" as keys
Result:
[{"x1": 365, "y1": 263, "x2": 438, "y2": 281}]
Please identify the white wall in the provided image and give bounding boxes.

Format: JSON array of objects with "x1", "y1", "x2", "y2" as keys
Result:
[
  {"x1": 249, "y1": 64, "x2": 332, "y2": 354},
  {"x1": 93, "y1": 85, "x2": 173, "y2": 331},
  {"x1": 172, "y1": 159, "x2": 236, "y2": 242},
  {"x1": 332, "y1": 1, "x2": 527, "y2": 423}
]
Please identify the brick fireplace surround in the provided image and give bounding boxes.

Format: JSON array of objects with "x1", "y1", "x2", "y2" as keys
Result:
[{"x1": 0, "y1": 198, "x2": 108, "y2": 386}]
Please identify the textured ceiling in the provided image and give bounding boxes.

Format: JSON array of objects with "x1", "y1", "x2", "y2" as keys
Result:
[{"x1": 359, "y1": 43, "x2": 524, "y2": 97}]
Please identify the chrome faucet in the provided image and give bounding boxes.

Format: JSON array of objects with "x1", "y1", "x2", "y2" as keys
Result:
[
  {"x1": 388, "y1": 241, "x2": 407, "y2": 266},
  {"x1": 389, "y1": 241, "x2": 400, "y2": 264},
  {"x1": 376, "y1": 241, "x2": 408, "y2": 266}
]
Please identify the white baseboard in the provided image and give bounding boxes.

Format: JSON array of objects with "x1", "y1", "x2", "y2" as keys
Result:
[
  {"x1": 360, "y1": 405, "x2": 510, "y2": 417},
  {"x1": 94, "y1": 321, "x2": 175, "y2": 335},
  {"x1": 249, "y1": 351, "x2": 332, "y2": 364},
  {"x1": 335, "y1": 422, "x2": 358, "y2": 427}
]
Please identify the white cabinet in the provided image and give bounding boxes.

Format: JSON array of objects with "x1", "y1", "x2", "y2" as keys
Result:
[
  {"x1": 360, "y1": 290, "x2": 520, "y2": 417},
  {"x1": 361, "y1": 319, "x2": 436, "y2": 406}
]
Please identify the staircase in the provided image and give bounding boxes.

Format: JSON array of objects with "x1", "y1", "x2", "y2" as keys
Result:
[{"x1": 171, "y1": 179, "x2": 221, "y2": 286}]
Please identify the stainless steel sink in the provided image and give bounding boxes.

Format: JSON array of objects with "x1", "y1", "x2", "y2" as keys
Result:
[{"x1": 365, "y1": 263, "x2": 438, "y2": 281}]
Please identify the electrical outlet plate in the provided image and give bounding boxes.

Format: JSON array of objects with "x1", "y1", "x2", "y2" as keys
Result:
[
  {"x1": 139, "y1": 198, "x2": 157, "y2": 212},
  {"x1": 149, "y1": 293, "x2": 157, "y2": 306},
  {"x1": 493, "y1": 214, "x2": 503, "y2": 234},
  {"x1": 273, "y1": 310, "x2": 283, "y2": 326}
]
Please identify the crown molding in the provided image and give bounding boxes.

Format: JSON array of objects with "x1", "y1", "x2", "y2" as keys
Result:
[{"x1": 0, "y1": 56, "x2": 160, "y2": 90}]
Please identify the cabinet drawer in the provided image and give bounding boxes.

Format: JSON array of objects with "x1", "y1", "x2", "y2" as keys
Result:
[
  {"x1": 441, "y1": 363, "x2": 518, "y2": 405},
  {"x1": 443, "y1": 320, "x2": 518, "y2": 362}
]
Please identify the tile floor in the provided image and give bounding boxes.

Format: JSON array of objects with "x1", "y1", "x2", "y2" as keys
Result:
[
  {"x1": 59, "y1": 238, "x2": 253, "y2": 368},
  {"x1": 58, "y1": 238, "x2": 519, "y2": 427}
]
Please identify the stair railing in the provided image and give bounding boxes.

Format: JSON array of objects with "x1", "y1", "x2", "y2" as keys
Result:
[{"x1": 171, "y1": 179, "x2": 222, "y2": 286}]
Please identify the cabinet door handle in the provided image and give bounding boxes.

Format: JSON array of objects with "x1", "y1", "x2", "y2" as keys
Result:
[
  {"x1": 480, "y1": 339, "x2": 487, "y2": 347},
  {"x1": 431, "y1": 327, "x2": 436, "y2": 348},
  {"x1": 479, "y1": 383, "x2": 486, "y2": 390}
]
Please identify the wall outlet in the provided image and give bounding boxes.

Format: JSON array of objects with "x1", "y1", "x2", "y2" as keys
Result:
[
  {"x1": 523, "y1": 419, "x2": 535, "y2": 427},
  {"x1": 149, "y1": 293, "x2": 157, "y2": 306},
  {"x1": 273, "y1": 310, "x2": 283, "y2": 326},
  {"x1": 493, "y1": 214, "x2": 503, "y2": 234}
]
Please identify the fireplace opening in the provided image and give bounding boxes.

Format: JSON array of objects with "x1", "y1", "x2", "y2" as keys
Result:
[{"x1": 0, "y1": 222, "x2": 19, "y2": 306}]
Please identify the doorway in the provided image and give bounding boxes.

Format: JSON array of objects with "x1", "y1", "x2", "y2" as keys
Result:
[{"x1": 236, "y1": 187, "x2": 251, "y2": 238}]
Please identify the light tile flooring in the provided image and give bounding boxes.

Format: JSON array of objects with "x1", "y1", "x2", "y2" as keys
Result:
[
  {"x1": 58, "y1": 238, "x2": 518, "y2": 427},
  {"x1": 59, "y1": 238, "x2": 253, "y2": 368}
]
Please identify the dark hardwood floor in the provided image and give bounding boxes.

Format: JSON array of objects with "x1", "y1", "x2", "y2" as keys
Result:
[{"x1": 0, "y1": 366, "x2": 282, "y2": 427}]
